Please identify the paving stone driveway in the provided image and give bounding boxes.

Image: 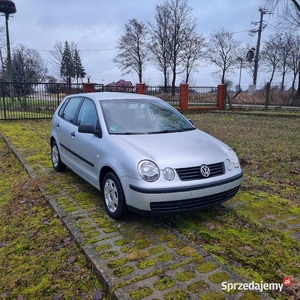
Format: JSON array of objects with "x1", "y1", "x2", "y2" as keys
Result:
[{"x1": 1, "y1": 132, "x2": 272, "y2": 300}]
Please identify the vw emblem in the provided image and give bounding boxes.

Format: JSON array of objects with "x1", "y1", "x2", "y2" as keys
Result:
[{"x1": 200, "y1": 165, "x2": 210, "y2": 178}]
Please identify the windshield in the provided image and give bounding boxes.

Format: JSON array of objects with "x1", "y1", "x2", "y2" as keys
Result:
[{"x1": 100, "y1": 98, "x2": 195, "y2": 135}]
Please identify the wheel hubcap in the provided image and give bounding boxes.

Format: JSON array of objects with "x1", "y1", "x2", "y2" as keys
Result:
[
  {"x1": 52, "y1": 145, "x2": 59, "y2": 167},
  {"x1": 104, "y1": 179, "x2": 118, "y2": 213}
]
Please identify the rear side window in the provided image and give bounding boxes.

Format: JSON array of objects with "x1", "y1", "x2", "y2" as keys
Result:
[{"x1": 59, "y1": 97, "x2": 82, "y2": 123}]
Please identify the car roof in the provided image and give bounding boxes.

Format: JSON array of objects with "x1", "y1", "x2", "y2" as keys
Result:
[{"x1": 74, "y1": 92, "x2": 161, "y2": 101}]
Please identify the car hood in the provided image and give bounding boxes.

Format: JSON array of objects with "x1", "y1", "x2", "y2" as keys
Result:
[{"x1": 111, "y1": 129, "x2": 230, "y2": 168}]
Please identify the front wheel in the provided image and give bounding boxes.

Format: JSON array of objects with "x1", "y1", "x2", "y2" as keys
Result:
[
  {"x1": 51, "y1": 141, "x2": 66, "y2": 172},
  {"x1": 102, "y1": 172, "x2": 128, "y2": 220}
]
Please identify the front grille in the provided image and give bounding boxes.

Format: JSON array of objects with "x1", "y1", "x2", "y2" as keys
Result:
[
  {"x1": 150, "y1": 186, "x2": 240, "y2": 213},
  {"x1": 176, "y1": 162, "x2": 225, "y2": 181}
]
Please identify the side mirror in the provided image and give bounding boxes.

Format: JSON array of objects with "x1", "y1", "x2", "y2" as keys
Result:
[
  {"x1": 188, "y1": 119, "x2": 194, "y2": 126},
  {"x1": 78, "y1": 124, "x2": 102, "y2": 138}
]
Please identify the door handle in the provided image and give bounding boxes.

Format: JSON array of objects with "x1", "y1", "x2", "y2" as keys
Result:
[
  {"x1": 56, "y1": 123, "x2": 60, "y2": 128},
  {"x1": 71, "y1": 132, "x2": 75, "y2": 137}
]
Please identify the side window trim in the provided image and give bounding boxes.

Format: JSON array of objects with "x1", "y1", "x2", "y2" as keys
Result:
[
  {"x1": 76, "y1": 97, "x2": 100, "y2": 131},
  {"x1": 58, "y1": 97, "x2": 70, "y2": 118},
  {"x1": 59, "y1": 96, "x2": 83, "y2": 124}
]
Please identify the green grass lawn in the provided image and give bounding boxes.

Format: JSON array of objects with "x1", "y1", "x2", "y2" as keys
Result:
[
  {"x1": 0, "y1": 128, "x2": 106, "y2": 299},
  {"x1": 0, "y1": 112, "x2": 299, "y2": 299}
]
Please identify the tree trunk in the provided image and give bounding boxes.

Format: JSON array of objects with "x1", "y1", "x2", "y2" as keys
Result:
[
  {"x1": 163, "y1": 67, "x2": 168, "y2": 92},
  {"x1": 171, "y1": 68, "x2": 176, "y2": 96},
  {"x1": 264, "y1": 82, "x2": 271, "y2": 110},
  {"x1": 297, "y1": 61, "x2": 300, "y2": 95},
  {"x1": 139, "y1": 63, "x2": 142, "y2": 83},
  {"x1": 226, "y1": 92, "x2": 233, "y2": 110},
  {"x1": 290, "y1": 61, "x2": 300, "y2": 106}
]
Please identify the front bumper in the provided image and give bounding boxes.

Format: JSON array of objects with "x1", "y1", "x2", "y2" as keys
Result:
[{"x1": 123, "y1": 172, "x2": 243, "y2": 213}]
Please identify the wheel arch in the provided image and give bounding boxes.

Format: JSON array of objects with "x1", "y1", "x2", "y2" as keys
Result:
[
  {"x1": 50, "y1": 136, "x2": 55, "y2": 146},
  {"x1": 99, "y1": 166, "x2": 117, "y2": 191}
]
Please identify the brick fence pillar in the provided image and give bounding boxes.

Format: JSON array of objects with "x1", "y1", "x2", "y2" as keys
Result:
[
  {"x1": 136, "y1": 83, "x2": 146, "y2": 94},
  {"x1": 83, "y1": 83, "x2": 95, "y2": 93},
  {"x1": 180, "y1": 84, "x2": 189, "y2": 110},
  {"x1": 217, "y1": 84, "x2": 226, "y2": 110}
]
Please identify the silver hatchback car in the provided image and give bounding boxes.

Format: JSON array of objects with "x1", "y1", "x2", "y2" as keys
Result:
[{"x1": 50, "y1": 92, "x2": 242, "y2": 219}]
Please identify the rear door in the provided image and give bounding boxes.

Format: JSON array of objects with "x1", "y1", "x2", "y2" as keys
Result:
[
  {"x1": 56, "y1": 96, "x2": 83, "y2": 166},
  {"x1": 70, "y1": 97, "x2": 101, "y2": 186}
]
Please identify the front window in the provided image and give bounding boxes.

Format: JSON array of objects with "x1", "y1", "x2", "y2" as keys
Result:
[
  {"x1": 100, "y1": 98, "x2": 195, "y2": 135},
  {"x1": 77, "y1": 98, "x2": 99, "y2": 130}
]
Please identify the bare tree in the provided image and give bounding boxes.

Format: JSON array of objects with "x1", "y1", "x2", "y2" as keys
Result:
[
  {"x1": 181, "y1": 33, "x2": 206, "y2": 84},
  {"x1": 11, "y1": 44, "x2": 48, "y2": 106},
  {"x1": 113, "y1": 19, "x2": 149, "y2": 83},
  {"x1": 150, "y1": 0, "x2": 198, "y2": 93},
  {"x1": 265, "y1": 0, "x2": 300, "y2": 27},
  {"x1": 260, "y1": 34, "x2": 282, "y2": 109},
  {"x1": 261, "y1": 34, "x2": 282, "y2": 83},
  {"x1": 206, "y1": 28, "x2": 242, "y2": 84},
  {"x1": 11, "y1": 44, "x2": 48, "y2": 83},
  {"x1": 149, "y1": 3, "x2": 171, "y2": 88},
  {"x1": 278, "y1": 33, "x2": 294, "y2": 91},
  {"x1": 289, "y1": 35, "x2": 300, "y2": 92},
  {"x1": 167, "y1": 0, "x2": 197, "y2": 94},
  {"x1": 264, "y1": 0, "x2": 300, "y2": 105}
]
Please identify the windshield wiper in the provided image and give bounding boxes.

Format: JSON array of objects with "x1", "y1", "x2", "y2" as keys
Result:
[
  {"x1": 112, "y1": 132, "x2": 143, "y2": 135},
  {"x1": 146, "y1": 128, "x2": 195, "y2": 134}
]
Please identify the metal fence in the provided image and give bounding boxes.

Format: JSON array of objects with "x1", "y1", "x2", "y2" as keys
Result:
[
  {"x1": 188, "y1": 86, "x2": 218, "y2": 107},
  {"x1": 146, "y1": 86, "x2": 180, "y2": 106},
  {"x1": 0, "y1": 82, "x2": 101, "y2": 120},
  {"x1": 145, "y1": 86, "x2": 218, "y2": 108},
  {"x1": 0, "y1": 82, "x2": 218, "y2": 120}
]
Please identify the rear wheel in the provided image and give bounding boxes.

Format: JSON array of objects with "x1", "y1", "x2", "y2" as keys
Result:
[
  {"x1": 102, "y1": 172, "x2": 128, "y2": 220},
  {"x1": 51, "y1": 141, "x2": 66, "y2": 172}
]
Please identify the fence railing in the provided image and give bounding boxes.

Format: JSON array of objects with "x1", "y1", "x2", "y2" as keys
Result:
[
  {"x1": 0, "y1": 82, "x2": 221, "y2": 120},
  {"x1": 145, "y1": 86, "x2": 180, "y2": 106},
  {"x1": 0, "y1": 82, "x2": 103, "y2": 120},
  {"x1": 188, "y1": 86, "x2": 219, "y2": 107}
]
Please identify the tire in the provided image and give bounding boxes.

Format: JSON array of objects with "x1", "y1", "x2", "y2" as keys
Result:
[
  {"x1": 51, "y1": 141, "x2": 66, "y2": 172},
  {"x1": 102, "y1": 172, "x2": 128, "y2": 220}
]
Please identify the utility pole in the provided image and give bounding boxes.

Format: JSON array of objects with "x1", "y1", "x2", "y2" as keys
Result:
[
  {"x1": 249, "y1": 8, "x2": 271, "y2": 86},
  {"x1": 253, "y1": 8, "x2": 265, "y2": 86}
]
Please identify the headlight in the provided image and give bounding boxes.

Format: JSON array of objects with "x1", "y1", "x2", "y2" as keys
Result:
[
  {"x1": 162, "y1": 167, "x2": 175, "y2": 181},
  {"x1": 225, "y1": 159, "x2": 232, "y2": 171},
  {"x1": 138, "y1": 160, "x2": 159, "y2": 182},
  {"x1": 228, "y1": 149, "x2": 240, "y2": 169}
]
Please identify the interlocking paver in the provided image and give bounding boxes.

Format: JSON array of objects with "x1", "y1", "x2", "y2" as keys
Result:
[{"x1": 1, "y1": 132, "x2": 273, "y2": 300}]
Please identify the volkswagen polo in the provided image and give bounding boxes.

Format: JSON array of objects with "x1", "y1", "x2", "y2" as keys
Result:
[{"x1": 50, "y1": 92, "x2": 242, "y2": 219}]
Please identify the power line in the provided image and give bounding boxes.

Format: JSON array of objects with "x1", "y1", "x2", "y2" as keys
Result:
[
  {"x1": 37, "y1": 48, "x2": 116, "y2": 52},
  {"x1": 264, "y1": 21, "x2": 286, "y2": 34}
]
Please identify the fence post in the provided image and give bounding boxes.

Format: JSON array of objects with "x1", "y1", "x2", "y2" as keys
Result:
[
  {"x1": 180, "y1": 84, "x2": 189, "y2": 110},
  {"x1": 83, "y1": 83, "x2": 95, "y2": 93},
  {"x1": 1, "y1": 82, "x2": 6, "y2": 120},
  {"x1": 217, "y1": 84, "x2": 226, "y2": 110},
  {"x1": 136, "y1": 83, "x2": 146, "y2": 94}
]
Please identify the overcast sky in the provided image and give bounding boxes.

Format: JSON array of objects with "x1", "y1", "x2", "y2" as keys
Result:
[{"x1": 2, "y1": 0, "x2": 288, "y2": 89}]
